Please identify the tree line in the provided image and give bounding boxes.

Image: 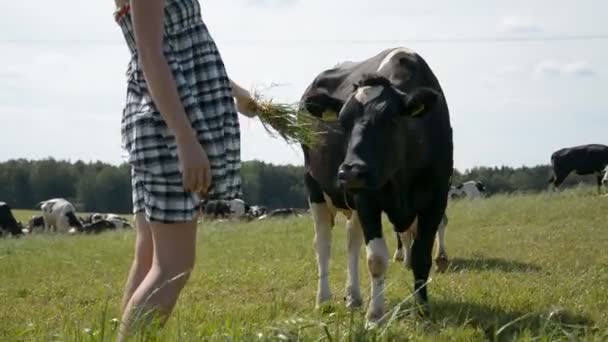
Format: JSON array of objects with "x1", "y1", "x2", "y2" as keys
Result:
[{"x1": 0, "y1": 158, "x2": 598, "y2": 213}]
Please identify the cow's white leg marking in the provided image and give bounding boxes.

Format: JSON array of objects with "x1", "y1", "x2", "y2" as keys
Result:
[
  {"x1": 434, "y1": 217, "x2": 449, "y2": 273},
  {"x1": 310, "y1": 201, "x2": 334, "y2": 307},
  {"x1": 345, "y1": 211, "x2": 363, "y2": 309},
  {"x1": 365, "y1": 237, "x2": 389, "y2": 322}
]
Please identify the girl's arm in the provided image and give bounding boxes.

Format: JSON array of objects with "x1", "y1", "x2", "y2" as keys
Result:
[{"x1": 130, "y1": 0, "x2": 210, "y2": 193}]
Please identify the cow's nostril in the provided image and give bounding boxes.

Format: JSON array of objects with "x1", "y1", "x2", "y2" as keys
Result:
[{"x1": 338, "y1": 169, "x2": 348, "y2": 181}]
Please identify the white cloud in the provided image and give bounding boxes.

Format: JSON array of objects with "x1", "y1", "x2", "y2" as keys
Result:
[
  {"x1": 498, "y1": 16, "x2": 543, "y2": 34},
  {"x1": 562, "y1": 61, "x2": 597, "y2": 77},
  {"x1": 535, "y1": 60, "x2": 598, "y2": 78},
  {"x1": 496, "y1": 65, "x2": 523, "y2": 75}
]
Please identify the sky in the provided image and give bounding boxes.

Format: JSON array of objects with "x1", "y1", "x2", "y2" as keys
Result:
[{"x1": 0, "y1": 0, "x2": 607, "y2": 171}]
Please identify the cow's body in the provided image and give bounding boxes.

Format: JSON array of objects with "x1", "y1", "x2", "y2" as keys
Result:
[
  {"x1": 0, "y1": 202, "x2": 23, "y2": 237},
  {"x1": 71, "y1": 219, "x2": 119, "y2": 235},
  {"x1": 39, "y1": 198, "x2": 82, "y2": 233},
  {"x1": 449, "y1": 181, "x2": 486, "y2": 199},
  {"x1": 202, "y1": 199, "x2": 247, "y2": 220},
  {"x1": 300, "y1": 47, "x2": 453, "y2": 322},
  {"x1": 549, "y1": 144, "x2": 608, "y2": 193}
]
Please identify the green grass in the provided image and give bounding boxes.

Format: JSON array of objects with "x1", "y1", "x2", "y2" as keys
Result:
[{"x1": 2, "y1": 187, "x2": 608, "y2": 341}]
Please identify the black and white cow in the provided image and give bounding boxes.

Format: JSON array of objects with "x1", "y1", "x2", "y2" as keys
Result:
[
  {"x1": 70, "y1": 219, "x2": 120, "y2": 235},
  {"x1": 0, "y1": 202, "x2": 23, "y2": 237},
  {"x1": 27, "y1": 215, "x2": 45, "y2": 232},
  {"x1": 449, "y1": 180, "x2": 486, "y2": 199},
  {"x1": 38, "y1": 198, "x2": 83, "y2": 233},
  {"x1": 549, "y1": 144, "x2": 608, "y2": 193},
  {"x1": 602, "y1": 166, "x2": 608, "y2": 189},
  {"x1": 300, "y1": 47, "x2": 453, "y2": 322}
]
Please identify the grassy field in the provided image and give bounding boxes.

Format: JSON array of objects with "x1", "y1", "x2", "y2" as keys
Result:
[{"x1": 1, "y1": 188, "x2": 608, "y2": 341}]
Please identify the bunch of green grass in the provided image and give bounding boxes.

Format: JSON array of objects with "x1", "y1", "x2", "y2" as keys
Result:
[{"x1": 251, "y1": 90, "x2": 324, "y2": 147}]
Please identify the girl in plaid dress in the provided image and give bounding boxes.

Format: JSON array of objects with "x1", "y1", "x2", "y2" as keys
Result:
[{"x1": 114, "y1": 0, "x2": 255, "y2": 338}]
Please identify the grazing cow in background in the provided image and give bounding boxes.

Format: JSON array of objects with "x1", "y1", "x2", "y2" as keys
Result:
[
  {"x1": 228, "y1": 199, "x2": 247, "y2": 217},
  {"x1": 0, "y1": 202, "x2": 23, "y2": 237},
  {"x1": 202, "y1": 200, "x2": 232, "y2": 219},
  {"x1": 258, "y1": 208, "x2": 300, "y2": 220},
  {"x1": 105, "y1": 214, "x2": 132, "y2": 229},
  {"x1": 449, "y1": 180, "x2": 486, "y2": 199},
  {"x1": 202, "y1": 199, "x2": 248, "y2": 220},
  {"x1": 27, "y1": 215, "x2": 45, "y2": 232},
  {"x1": 602, "y1": 166, "x2": 608, "y2": 189},
  {"x1": 393, "y1": 214, "x2": 449, "y2": 272},
  {"x1": 248, "y1": 205, "x2": 268, "y2": 218},
  {"x1": 549, "y1": 144, "x2": 608, "y2": 193},
  {"x1": 70, "y1": 219, "x2": 119, "y2": 235},
  {"x1": 300, "y1": 47, "x2": 453, "y2": 322},
  {"x1": 38, "y1": 198, "x2": 83, "y2": 233}
]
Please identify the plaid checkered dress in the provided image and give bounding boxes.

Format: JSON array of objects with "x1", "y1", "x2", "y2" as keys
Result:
[{"x1": 117, "y1": 0, "x2": 242, "y2": 223}]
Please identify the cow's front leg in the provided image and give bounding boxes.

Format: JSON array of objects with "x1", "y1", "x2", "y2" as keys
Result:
[
  {"x1": 411, "y1": 211, "x2": 443, "y2": 315},
  {"x1": 434, "y1": 214, "x2": 449, "y2": 273},
  {"x1": 345, "y1": 211, "x2": 363, "y2": 308},
  {"x1": 355, "y1": 196, "x2": 387, "y2": 323},
  {"x1": 310, "y1": 201, "x2": 334, "y2": 307}
]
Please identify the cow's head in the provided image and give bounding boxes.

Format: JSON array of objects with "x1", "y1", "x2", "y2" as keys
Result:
[
  {"x1": 66, "y1": 212, "x2": 83, "y2": 229},
  {"x1": 305, "y1": 74, "x2": 440, "y2": 191}
]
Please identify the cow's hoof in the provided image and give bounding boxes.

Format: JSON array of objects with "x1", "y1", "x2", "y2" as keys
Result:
[
  {"x1": 344, "y1": 295, "x2": 363, "y2": 309},
  {"x1": 435, "y1": 254, "x2": 449, "y2": 273},
  {"x1": 316, "y1": 292, "x2": 333, "y2": 309},
  {"x1": 316, "y1": 301, "x2": 336, "y2": 315},
  {"x1": 413, "y1": 298, "x2": 430, "y2": 317},
  {"x1": 365, "y1": 307, "x2": 386, "y2": 327},
  {"x1": 393, "y1": 248, "x2": 404, "y2": 262}
]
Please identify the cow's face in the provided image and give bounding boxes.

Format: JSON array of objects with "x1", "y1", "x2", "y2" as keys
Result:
[
  {"x1": 335, "y1": 76, "x2": 439, "y2": 191},
  {"x1": 66, "y1": 212, "x2": 83, "y2": 228}
]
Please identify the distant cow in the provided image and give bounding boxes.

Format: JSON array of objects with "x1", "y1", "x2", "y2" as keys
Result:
[
  {"x1": 202, "y1": 199, "x2": 247, "y2": 220},
  {"x1": 70, "y1": 219, "x2": 119, "y2": 235},
  {"x1": 0, "y1": 202, "x2": 23, "y2": 237},
  {"x1": 202, "y1": 200, "x2": 231, "y2": 219},
  {"x1": 258, "y1": 208, "x2": 300, "y2": 220},
  {"x1": 393, "y1": 214, "x2": 449, "y2": 272},
  {"x1": 602, "y1": 166, "x2": 608, "y2": 188},
  {"x1": 248, "y1": 205, "x2": 268, "y2": 218},
  {"x1": 105, "y1": 214, "x2": 132, "y2": 229},
  {"x1": 38, "y1": 198, "x2": 83, "y2": 233},
  {"x1": 549, "y1": 144, "x2": 608, "y2": 193},
  {"x1": 27, "y1": 215, "x2": 45, "y2": 232},
  {"x1": 449, "y1": 181, "x2": 486, "y2": 199},
  {"x1": 300, "y1": 47, "x2": 453, "y2": 322}
]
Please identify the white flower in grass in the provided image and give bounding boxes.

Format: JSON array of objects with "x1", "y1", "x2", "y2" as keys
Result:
[{"x1": 83, "y1": 328, "x2": 92, "y2": 334}]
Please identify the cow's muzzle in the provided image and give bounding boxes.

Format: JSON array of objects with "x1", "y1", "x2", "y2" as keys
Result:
[{"x1": 338, "y1": 163, "x2": 370, "y2": 190}]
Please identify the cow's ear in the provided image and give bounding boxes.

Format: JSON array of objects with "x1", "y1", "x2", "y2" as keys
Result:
[
  {"x1": 401, "y1": 87, "x2": 441, "y2": 117},
  {"x1": 303, "y1": 92, "x2": 344, "y2": 121}
]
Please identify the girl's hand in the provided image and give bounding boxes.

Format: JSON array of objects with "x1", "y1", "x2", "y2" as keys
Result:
[
  {"x1": 230, "y1": 80, "x2": 257, "y2": 117},
  {"x1": 235, "y1": 91, "x2": 257, "y2": 118},
  {"x1": 176, "y1": 134, "x2": 212, "y2": 194}
]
